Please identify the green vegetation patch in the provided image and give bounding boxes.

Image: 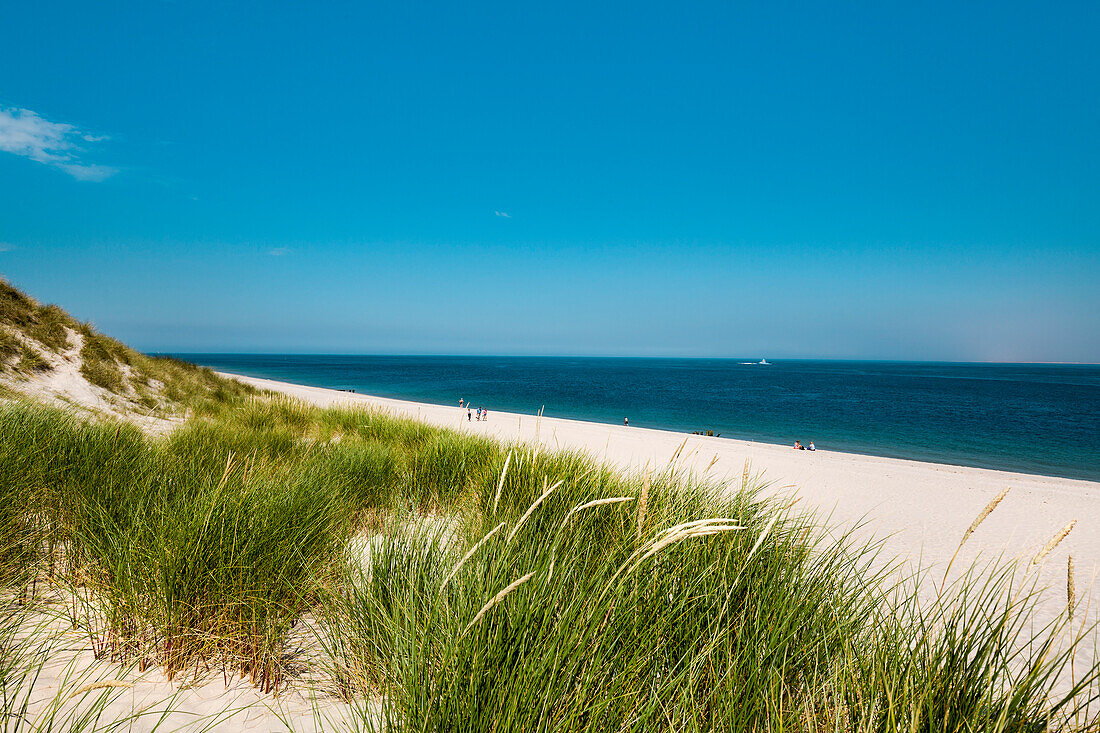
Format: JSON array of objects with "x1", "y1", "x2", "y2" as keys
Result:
[
  {"x1": 0, "y1": 280, "x2": 76, "y2": 355},
  {"x1": 79, "y1": 328, "x2": 130, "y2": 367},
  {"x1": 0, "y1": 279, "x2": 41, "y2": 330},
  {"x1": 133, "y1": 353, "x2": 256, "y2": 415},
  {"x1": 78, "y1": 351, "x2": 123, "y2": 392},
  {"x1": 27, "y1": 304, "x2": 72, "y2": 352},
  {"x1": 1, "y1": 278, "x2": 255, "y2": 414},
  {"x1": 0, "y1": 328, "x2": 18, "y2": 364},
  {"x1": 15, "y1": 344, "x2": 51, "y2": 374},
  {"x1": 0, "y1": 404, "x2": 352, "y2": 691}
]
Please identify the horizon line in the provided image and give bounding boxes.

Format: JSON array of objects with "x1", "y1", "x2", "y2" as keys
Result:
[{"x1": 154, "y1": 352, "x2": 1100, "y2": 367}]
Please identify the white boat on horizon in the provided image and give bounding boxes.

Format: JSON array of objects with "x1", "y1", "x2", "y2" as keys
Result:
[{"x1": 759, "y1": 358, "x2": 769, "y2": 365}]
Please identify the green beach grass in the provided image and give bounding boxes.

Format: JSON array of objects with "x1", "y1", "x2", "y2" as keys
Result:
[{"x1": 1, "y1": 391, "x2": 1098, "y2": 731}]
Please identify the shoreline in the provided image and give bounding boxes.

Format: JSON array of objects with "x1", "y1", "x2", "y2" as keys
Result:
[
  {"x1": 217, "y1": 370, "x2": 1099, "y2": 493},
  {"x1": 189, "y1": 358, "x2": 1098, "y2": 484}
]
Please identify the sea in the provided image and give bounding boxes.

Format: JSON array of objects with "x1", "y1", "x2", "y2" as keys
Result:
[{"x1": 172, "y1": 355, "x2": 1100, "y2": 482}]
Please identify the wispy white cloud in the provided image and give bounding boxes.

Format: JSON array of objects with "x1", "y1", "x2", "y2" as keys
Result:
[
  {"x1": 0, "y1": 107, "x2": 116, "y2": 181},
  {"x1": 268, "y1": 247, "x2": 292, "y2": 256},
  {"x1": 494, "y1": 210, "x2": 511, "y2": 218},
  {"x1": 0, "y1": 243, "x2": 12, "y2": 253}
]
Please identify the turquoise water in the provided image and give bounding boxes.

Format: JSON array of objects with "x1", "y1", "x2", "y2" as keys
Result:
[{"x1": 174, "y1": 355, "x2": 1100, "y2": 482}]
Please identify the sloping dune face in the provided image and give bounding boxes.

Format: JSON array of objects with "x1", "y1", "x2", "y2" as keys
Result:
[{"x1": 0, "y1": 278, "x2": 251, "y2": 429}]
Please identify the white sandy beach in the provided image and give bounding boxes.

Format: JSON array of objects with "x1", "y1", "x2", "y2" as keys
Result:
[{"x1": 225, "y1": 372, "x2": 1100, "y2": 662}]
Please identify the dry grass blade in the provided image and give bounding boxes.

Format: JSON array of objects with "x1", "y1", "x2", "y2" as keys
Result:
[
  {"x1": 656, "y1": 517, "x2": 742, "y2": 537},
  {"x1": 1068, "y1": 554, "x2": 1078, "y2": 694},
  {"x1": 562, "y1": 496, "x2": 634, "y2": 527},
  {"x1": 441, "y1": 521, "x2": 506, "y2": 593},
  {"x1": 636, "y1": 469, "x2": 651, "y2": 543},
  {"x1": 668, "y1": 437, "x2": 688, "y2": 467},
  {"x1": 744, "y1": 513, "x2": 780, "y2": 568},
  {"x1": 600, "y1": 518, "x2": 745, "y2": 599},
  {"x1": 1032, "y1": 519, "x2": 1076, "y2": 567},
  {"x1": 628, "y1": 523, "x2": 743, "y2": 574},
  {"x1": 65, "y1": 680, "x2": 134, "y2": 701},
  {"x1": 507, "y1": 478, "x2": 564, "y2": 543},
  {"x1": 1068, "y1": 555, "x2": 1076, "y2": 623},
  {"x1": 741, "y1": 459, "x2": 751, "y2": 491},
  {"x1": 492, "y1": 452, "x2": 512, "y2": 515},
  {"x1": 216, "y1": 451, "x2": 235, "y2": 491},
  {"x1": 464, "y1": 571, "x2": 536, "y2": 633}
]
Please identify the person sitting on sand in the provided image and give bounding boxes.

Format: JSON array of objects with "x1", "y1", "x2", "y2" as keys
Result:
[
  {"x1": 794, "y1": 440, "x2": 804, "y2": 450},
  {"x1": 808, "y1": 441, "x2": 815, "y2": 451}
]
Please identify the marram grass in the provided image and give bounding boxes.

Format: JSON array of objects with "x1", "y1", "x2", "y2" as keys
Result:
[
  {"x1": 0, "y1": 397, "x2": 1097, "y2": 732},
  {"x1": 325, "y1": 450, "x2": 1100, "y2": 731}
]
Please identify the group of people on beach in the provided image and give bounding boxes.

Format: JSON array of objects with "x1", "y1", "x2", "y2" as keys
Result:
[
  {"x1": 458, "y1": 398, "x2": 488, "y2": 422},
  {"x1": 793, "y1": 440, "x2": 816, "y2": 451}
]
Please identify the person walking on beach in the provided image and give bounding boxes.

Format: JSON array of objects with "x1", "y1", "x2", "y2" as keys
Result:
[
  {"x1": 624, "y1": 417, "x2": 629, "y2": 426},
  {"x1": 467, "y1": 408, "x2": 472, "y2": 422},
  {"x1": 459, "y1": 398, "x2": 464, "y2": 409},
  {"x1": 482, "y1": 408, "x2": 488, "y2": 421}
]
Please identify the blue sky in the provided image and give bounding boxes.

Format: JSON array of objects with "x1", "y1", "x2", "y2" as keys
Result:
[{"x1": 1, "y1": 1, "x2": 1097, "y2": 361}]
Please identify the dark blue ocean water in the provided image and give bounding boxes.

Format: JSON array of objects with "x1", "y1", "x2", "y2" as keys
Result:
[{"x1": 173, "y1": 355, "x2": 1100, "y2": 482}]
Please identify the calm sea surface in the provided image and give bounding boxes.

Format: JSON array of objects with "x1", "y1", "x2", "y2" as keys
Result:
[{"x1": 173, "y1": 355, "x2": 1100, "y2": 482}]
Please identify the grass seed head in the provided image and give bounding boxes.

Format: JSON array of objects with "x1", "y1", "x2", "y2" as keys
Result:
[
  {"x1": 492, "y1": 451, "x2": 512, "y2": 515},
  {"x1": 464, "y1": 571, "x2": 536, "y2": 634},
  {"x1": 961, "y1": 487, "x2": 1010, "y2": 548},
  {"x1": 1032, "y1": 519, "x2": 1076, "y2": 567},
  {"x1": 65, "y1": 680, "x2": 134, "y2": 702},
  {"x1": 441, "y1": 521, "x2": 506, "y2": 593},
  {"x1": 1068, "y1": 555, "x2": 1076, "y2": 623},
  {"x1": 507, "y1": 478, "x2": 563, "y2": 544},
  {"x1": 561, "y1": 496, "x2": 634, "y2": 529}
]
